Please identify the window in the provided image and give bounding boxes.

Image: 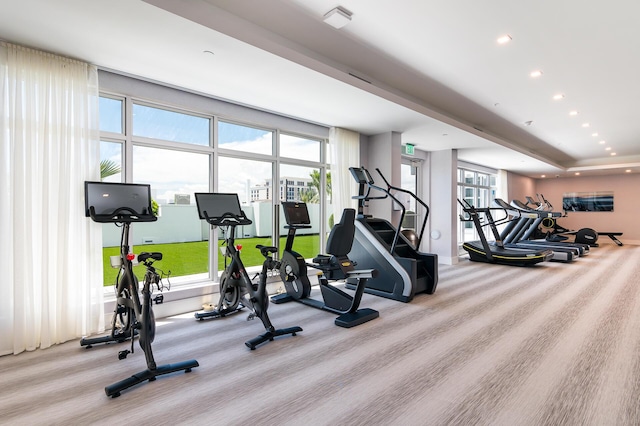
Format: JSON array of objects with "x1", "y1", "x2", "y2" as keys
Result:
[
  {"x1": 401, "y1": 162, "x2": 418, "y2": 231},
  {"x1": 219, "y1": 121, "x2": 272, "y2": 155},
  {"x1": 457, "y1": 167, "x2": 498, "y2": 249},
  {"x1": 99, "y1": 96, "x2": 123, "y2": 182},
  {"x1": 218, "y1": 157, "x2": 274, "y2": 269},
  {"x1": 98, "y1": 88, "x2": 329, "y2": 288},
  {"x1": 99, "y1": 96, "x2": 123, "y2": 134},
  {"x1": 280, "y1": 164, "x2": 322, "y2": 259},
  {"x1": 131, "y1": 146, "x2": 210, "y2": 280},
  {"x1": 280, "y1": 133, "x2": 321, "y2": 162},
  {"x1": 100, "y1": 141, "x2": 122, "y2": 183},
  {"x1": 133, "y1": 103, "x2": 210, "y2": 146}
]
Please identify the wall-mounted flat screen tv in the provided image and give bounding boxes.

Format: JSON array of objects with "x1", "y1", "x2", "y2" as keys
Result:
[{"x1": 562, "y1": 191, "x2": 613, "y2": 212}]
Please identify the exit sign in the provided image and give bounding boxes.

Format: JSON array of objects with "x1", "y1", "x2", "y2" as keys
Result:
[{"x1": 402, "y1": 144, "x2": 415, "y2": 155}]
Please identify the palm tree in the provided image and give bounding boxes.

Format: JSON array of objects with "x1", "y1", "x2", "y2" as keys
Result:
[
  {"x1": 100, "y1": 159, "x2": 121, "y2": 180},
  {"x1": 298, "y1": 187, "x2": 318, "y2": 203},
  {"x1": 309, "y1": 170, "x2": 333, "y2": 227},
  {"x1": 309, "y1": 170, "x2": 331, "y2": 202}
]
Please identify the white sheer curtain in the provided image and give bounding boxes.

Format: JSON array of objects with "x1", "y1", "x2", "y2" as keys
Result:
[
  {"x1": 329, "y1": 127, "x2": 360, "y2": 219},
  {"x1": 0, "y1": 43, "x2": 104, "y2": 355}
]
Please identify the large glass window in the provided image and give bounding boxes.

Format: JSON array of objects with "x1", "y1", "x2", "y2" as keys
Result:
[
  {"x1": 219, "y1": 121, "x2": 273, "y2": 155},
  {"x1": 117, "y1": 147, "x2": 210, "y2": 285},
  {"x1": 457, "y1": 167, "x2": 498, "y2": 248},
  {"x1": 133, "y1": 103, "x2": 210, "y2": 146},
  {"x1": 100, "y1": 141, "x2": 122, "y2": 183},
  {"x1": 218, "y1": 157, "x2": 273, "y2": 270},
  {"x1": 99, "y1": 96, "x2": 124, "y2": 183},
  {"x1": 98, "y1": 92, "x2": 328, "y2": 288},
  {"x1": 280, "y1": 133, "x2": 321, "y2": 162},
  {"x1": 280, "y1": 164, "x2": 321, "y2": 260},
  {"x1": 401, "y1": 162, "x2": 418, "y2": 231},
  {"x1": 99, "y1": 96, "x2": 123, "y2": 134}
]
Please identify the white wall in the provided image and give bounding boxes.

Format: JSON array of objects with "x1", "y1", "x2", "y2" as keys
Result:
[{"x1": 429, "y1": 149, "x2": 458, "y2": 264}]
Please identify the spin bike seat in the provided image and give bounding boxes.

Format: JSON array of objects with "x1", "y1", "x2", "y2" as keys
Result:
[{"x1": 256, "y1": 245, "x2": 278, "y2": 257}]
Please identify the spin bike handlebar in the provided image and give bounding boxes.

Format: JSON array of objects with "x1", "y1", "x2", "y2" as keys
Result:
[
  {"x1": 138, "y1": 252, "x2": 162, "y2": 263},
  {"x1": 202, "y1": 211, "x2": 253, "y2": 227},
  {"x1": 89, "y1": 206, "x2": 157, "y2": 223}
]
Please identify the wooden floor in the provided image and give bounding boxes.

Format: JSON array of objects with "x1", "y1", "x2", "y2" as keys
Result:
[{"x1": 1, "y1": 243, "x2": 639, "y2": 425}]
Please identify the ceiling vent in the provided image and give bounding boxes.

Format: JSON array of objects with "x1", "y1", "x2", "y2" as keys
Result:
[{"x1": 323, "y1": 7, "x2": 352, "y2": 29}]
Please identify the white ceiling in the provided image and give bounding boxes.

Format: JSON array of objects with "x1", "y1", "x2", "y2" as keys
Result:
[{"x1": 1, "y1": 0, "x2": 639, "y2": 178}]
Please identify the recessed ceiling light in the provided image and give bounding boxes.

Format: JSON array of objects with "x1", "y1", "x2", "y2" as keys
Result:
[
  {"x1": 599, "y1": 140, "x2": 606, "y2": 144},
  {"x1": 541, "y1": 174, "x2": 546, "y2": 178},
  {"x1": 530, "y1": 70, "x2": 543, "y2": 78},
  {"x1": 592, "y1": 133, "x2": 599, "y2": 137},
  {"x1": 323, "y1": 6, "x2": 353, "y2": 29},
  {"x1": 626, "y1": 169, "x2": 632, "y2": 173},
  {"x1": 569, "y1": 110, "x2": 579, "y2": 116},
  {"x1": 553, "y1": 94, "x2": 565, "y2": 100},
  {"x1": 497, "y1": 34, "x2": 512, "y2": 44},
  {"x1": 611, "y1": 152, "x2": 617, "y2": 156},
  {"x1": 605, "y1": 147, "x2": 612, "y2": 150},
  {"x1": 582, "y1": 123, "x2": 590, "y2": 128},
  {"x1": 575, "y1": 172, "x2": 580, "y2": 176}
]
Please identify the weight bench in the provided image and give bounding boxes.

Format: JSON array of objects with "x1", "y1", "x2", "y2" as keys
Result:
[{"x1": 599, "y1": 232, "x2": 623, "y2": 246}]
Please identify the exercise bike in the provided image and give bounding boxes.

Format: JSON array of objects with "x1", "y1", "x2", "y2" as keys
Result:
[
  {"x1": 193, "y1": 193, "x2": 302, "y2": 350},
  {"x1": 83, "y1": 181, "x2": 199, "y2": 398},
  {"x1": 271, "y1": 202, "x2": 379, "y2": 328}
]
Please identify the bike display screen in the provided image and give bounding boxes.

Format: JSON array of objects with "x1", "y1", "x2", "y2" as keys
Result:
[
  {"x1": 195, "y1": 193, "x2": 243, "y2": 220},
  {"x1": 283, "y1": 202, "x2": 311, "y2": 226},
  {"x1": 84, "y1": 181, "x2": 153, "y2": 217}
]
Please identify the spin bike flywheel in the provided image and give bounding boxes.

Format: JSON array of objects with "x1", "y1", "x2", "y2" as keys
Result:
[
  {"x1": 218, "y1": 270, "x2": 242, "y2": 311},
  {"x1": 113, "y1": 284, "x2": 134, "y2": 342},
  {"x1": 279, "y1": 251, "x2": 311, "y2": 299}
]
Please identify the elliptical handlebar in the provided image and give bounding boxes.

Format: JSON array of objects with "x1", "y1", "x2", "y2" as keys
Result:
[
  {"x1": 374, "y1": 167, "x2": 430, "y2": 250},
  {"x1": 350, "y1": 165, "x2": 432, "y2": 253}
]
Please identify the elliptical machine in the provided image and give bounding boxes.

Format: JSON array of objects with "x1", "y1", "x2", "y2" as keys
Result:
[{"x1": 271, "y1": 202, "x2": 379, "y2": 328}]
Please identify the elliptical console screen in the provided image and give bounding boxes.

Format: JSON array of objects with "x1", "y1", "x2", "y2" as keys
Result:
[
  {"x1": 84, "y1": 181, "x2": 153, "y2": 217},
  {"x1": 283, "y1": 202, "x2": 311, "y2": 226},
  {"x1": 349, "y1": 167, "x2": 368, "y2": 184}
]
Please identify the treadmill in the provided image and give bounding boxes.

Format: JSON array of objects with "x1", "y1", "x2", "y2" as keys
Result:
[
  {"x1": 458, "y1": 198, "x2": 553, "y2": 266},
  {"x1": 491, "y1": 198, "x2": 583, "y2": 262},
  {"x1": 502, "y1": 198, "x2": 589, "y2": 257}
]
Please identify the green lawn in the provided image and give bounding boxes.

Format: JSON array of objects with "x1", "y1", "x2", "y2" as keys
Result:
[{"x1": 102, "y1": 234, "x2": 321, "y2": 286}]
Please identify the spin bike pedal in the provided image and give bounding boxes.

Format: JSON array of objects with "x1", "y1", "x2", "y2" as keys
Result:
[
  {"x1": 118, "y1": 350, "x2": 130, "y2": 360},
  {"x1": 153, "y1": 294, "x2": 164, "y2": 304}
]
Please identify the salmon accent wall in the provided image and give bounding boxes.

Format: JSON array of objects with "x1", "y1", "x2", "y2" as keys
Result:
[{"x1": 507, "y1": 173, "x2": 640, "y2": 245}]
